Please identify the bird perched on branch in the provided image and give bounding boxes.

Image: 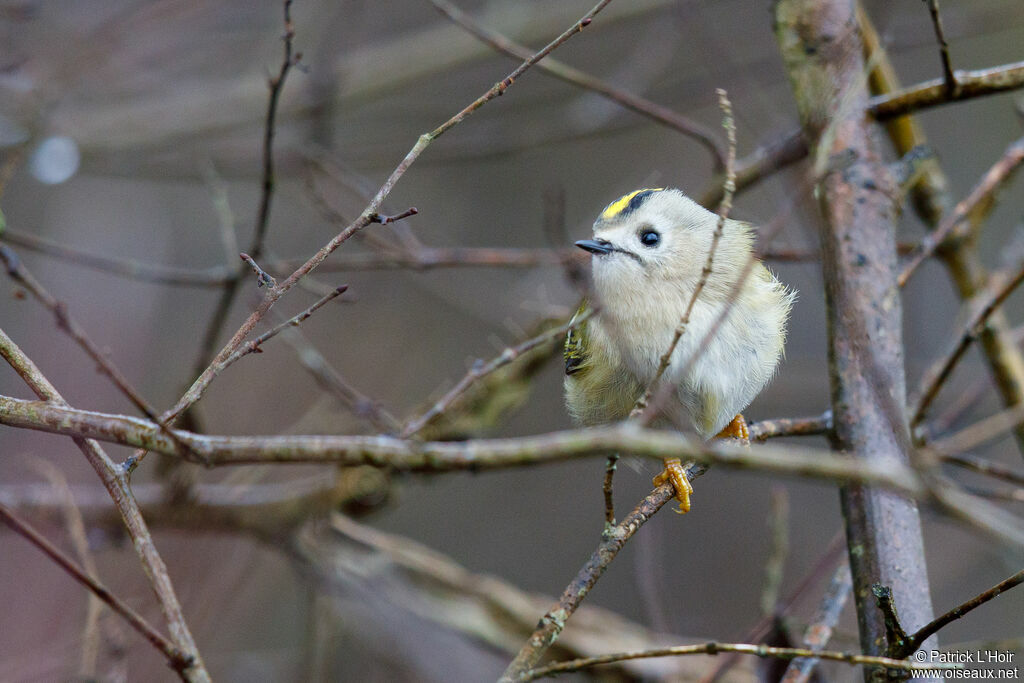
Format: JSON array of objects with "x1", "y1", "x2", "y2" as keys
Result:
[{"x1": 564, "y1": 188, "x2": 794, "y2": 513}]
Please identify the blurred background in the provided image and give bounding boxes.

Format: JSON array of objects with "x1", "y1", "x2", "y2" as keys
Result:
[{"x1": 1, "y1": 0, "x2": 1022, "y2": 680}]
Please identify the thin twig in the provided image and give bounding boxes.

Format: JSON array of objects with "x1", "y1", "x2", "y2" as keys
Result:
[
  {"x1": 761, "y1": 488, "x2": 789, "y2": 616},
  {"x1": 520, "y1": 640, "x2": 952, "y2": 681},
  {"x1": 253, "y1": 0, "x2": 297, "y2": 261},
  {"x1": 901, "y1": 569, "x2": 1024, "y2": 656},
  {"x1": 239, "y1": 252, "x2": 277, "y2": 288},
  {"x1": 221, "y1": 285, "x2": 347, "y2": 367},
  {"x1": 860, "y1": 3, "x2": 1024, "y2": 460},
  {"x1": 499, "y1": 481, "x2": 682, "y2": 681},
  {"x1": 159, "y1": 0, "x2": 619, "y2": 433},
  {"x1": 911, "y1": 261, "x2": 1024, "y2": 424},
  {"x1": 0, "y1": 226, "x2": 813, "y2": 287},
  {"x1": 699, "y1": 128, "x2": 808, "y2": 209},
  {"x1": 26, "y1": 460, "x2": 106, "y2": 678},
  {"x1": 898, "y1": 135, "x2": 1024, "y2": 287},
  {"x1": 429, "y1": 0, "x2": 728, "y2": 169},
  {"x1": 602, "y1": 454, "x2": 619, "y2": 525},
  {"x1": 780, "y1": 563, "x2": 853, "y2": 683},
  {"x1": 699, "y1": 530, "x2": 846, "y2": 683},
  {"x1": 924, "y1": 0, "x2": 956, "y2": 96},
  {"x1": 187, "y1": 0, "x2": 300, "y2": 406},
  {"x1": 918, "y1": 376, "x2": 989, "y2": 441},
  {"x1": 941, "y1": 453, "x2": 1024, "y2": 487},
  {"x1": 370, "y1": 207, "x2": 419, "y2": 224},
  {"x1": 0, "y1": 503, "x2": 192, "y2": 673},
  {"x1": 400, "y1": 312, "x2": 593, "y2": 438},
  {"x1": 0, "y1": 245, "x2": 199, "y2": 462},
  {"x1": 0, "y1": 229, "x2": 234, "y2": 286},
  {"x1": 0, "y1": 246, "x2": 161, "y2": 421},
  {"x1": 869, "y1": 60, "x2": 1024, "y2": 120},
  {"x1": 633, "y1": 88, "x2": 737, "y2": 424},
  {"x1": 282, "y1": 327, "x2": 401, "y2": 433},
  {"x1": 748, "y1": 413, "x2": 832, "y2": 441},
  {"x1": 929, "y1": 402, "x2": 1024, "y2": 457}
]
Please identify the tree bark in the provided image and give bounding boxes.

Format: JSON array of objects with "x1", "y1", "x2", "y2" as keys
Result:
[{"x1": 774, "y1": 0, "x2": 939, "y2": 677}]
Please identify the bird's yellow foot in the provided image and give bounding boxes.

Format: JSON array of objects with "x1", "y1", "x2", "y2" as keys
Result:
[
  {"x1": 716, "y1": 413, "x2": 750, "y2": 445},
  {"x1": 653, "y1": 457, "x2": 692, "y2": 514}
]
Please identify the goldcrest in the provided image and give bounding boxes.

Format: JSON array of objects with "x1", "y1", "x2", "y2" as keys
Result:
[{"x1": 564, "y1": 188, "x2": 795, "y2": 438}]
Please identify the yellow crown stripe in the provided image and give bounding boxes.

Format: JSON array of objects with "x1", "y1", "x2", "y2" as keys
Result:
[{"x1": 600, "y1": 188, "x2": 664, "y2": 220}]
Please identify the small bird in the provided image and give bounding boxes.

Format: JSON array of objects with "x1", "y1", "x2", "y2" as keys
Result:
[{"x1": 564, "y1": 188, "x2": 795, "y2": 513}]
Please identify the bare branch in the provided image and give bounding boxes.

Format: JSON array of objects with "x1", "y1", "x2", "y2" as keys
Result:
[
  {"x1": 633, "y1": 88, "x2": 737, "y2": 424},
  {"x1": 749, "y1": 413, "x2": 832, "y2": 441},
  {"x1": 761, "y1": 488, "x2": 790, "y2": 616},
  {"x1": 699, "y1": 128, "x2": 808, "y2": 208},
  {"x1": 0, "y1": 246, "x2": 161, "y2": 421},
  {"x1": 776, "y1": 0, "x2": 938, "y2": 658},
  {"x1": 499, "y1": 482, "x2": 680, "y2": 681},
  {"x1": 0, "y1": 330, "x2": 210, "y2": 682},
  {"x1": 924, "y1": 0, "x2": 955, "y2": 96},
  {"x1": 400, "y1": 312, "x2": 592, "y2": 438},
  {"x1": 186, "y1": 0, "x2": 301, "y2": 415},
  {"x1": 520, "y1": 640, "x2": 953, "y2": 681},
  {"x1": 369, "y1": 207, "x2": 418, "y2": 224},
  {"x1": 910, "y1": 261, "x2": 1024, "y2": 424},
  {"x1": 221, "y1": 285, "x2": 348, "y2": 367},
  {"x1": 780, "y1": 563, "x2": 853, "y2": 683},
  {"x1": 941, "y1": 453, "x2": 1024, "y2": 487},
  {"x1": 899, "y1": 135, "x2": 1024, "y2": 287},
  {"x1": 901, "y1": 569, "x2": 1024, "y2": 656},
  {"x1": 0, "y1": 503, "x2": 192, "y2": 675},
  {"x1": 239, "y1": 252, "x2": 277, "y2": 288},
  {"x1": 697, "y1": 530, "x2": 847, "y2": 683},
  {"x1": 429, "y1": 0, "x2": 728, "y2": 169},
  {"x1": 161, "y1": 0, "x2": 620, "y2": 430},
  {"x1": 869, "y1": 60, "x2": 1024, "y2": 120}
]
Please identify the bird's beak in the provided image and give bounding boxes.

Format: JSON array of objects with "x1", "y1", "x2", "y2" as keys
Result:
[{"x1": 575, "y1": 239, "x2": 613, "y2": 256}]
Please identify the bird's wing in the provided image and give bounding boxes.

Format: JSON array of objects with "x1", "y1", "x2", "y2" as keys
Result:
[{"x1": 563, "y1": 301, "x2": 589, "y2": 376}]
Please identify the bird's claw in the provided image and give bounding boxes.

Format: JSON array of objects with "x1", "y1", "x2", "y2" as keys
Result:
[{"x1": 653, "y1": 457, "x2": 692, "y2": 514}]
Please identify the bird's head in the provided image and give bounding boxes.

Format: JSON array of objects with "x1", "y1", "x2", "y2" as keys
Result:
[{"x1": 576, "y1": 188, "x2": 738, "y2": 299}]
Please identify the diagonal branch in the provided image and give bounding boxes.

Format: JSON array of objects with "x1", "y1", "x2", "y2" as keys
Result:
[
  {"x1": 0, "y1": 329, "x2": 210, "y2": 682},
  {"x1": 499, "y1": 481, "x2": 680, "y2": 681},
  {"x1": 0, "y1": 502, "x2": 192, "y2": 672},
  {"x1": 429, "y1": 0, "x2": 727, "y2": 169},
  {"x1": 900, "y1": 568, "x2": 1024, "y2": 655},
  {"x1": 401, "y1": 311, "x2": 592, "y2": 438},
  {"x1": 898, "y1": 135, "x2": 1024, "y2": 288},
  {"x1": 157, "y1": 0, "x2": 620, "y2": 435}
]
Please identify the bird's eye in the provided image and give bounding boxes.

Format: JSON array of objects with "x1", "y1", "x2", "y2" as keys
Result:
[{"x1": 639, "y1": 229, "x2": 661, "y2": 247}]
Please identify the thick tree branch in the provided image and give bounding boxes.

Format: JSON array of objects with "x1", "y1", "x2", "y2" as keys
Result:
[
  {"x1": 775, "y1": 0, "x2": 938, "y2": 670},
  {"x1": 869, "y1": 60, "x2": 1024, "y2": 121},
  {"x1": 0, "y1": 394, "x2": 928, "y2": 493}
]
